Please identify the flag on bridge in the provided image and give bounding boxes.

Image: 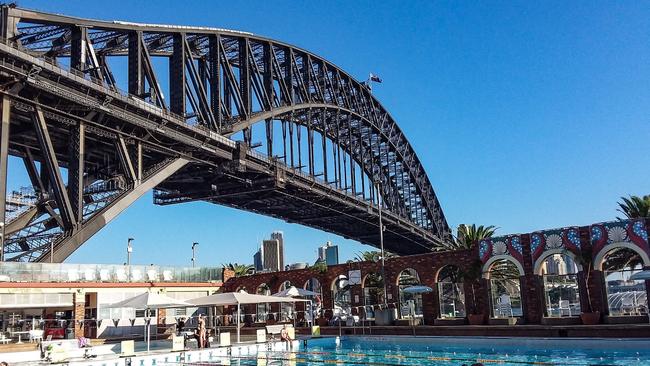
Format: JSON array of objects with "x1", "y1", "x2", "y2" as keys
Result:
[{"x1": 369, "y1": 73, "x2": 382, "y2": 83}]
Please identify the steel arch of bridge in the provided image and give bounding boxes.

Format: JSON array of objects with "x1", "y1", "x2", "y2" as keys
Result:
[{"x1": 0, "y1": 6, "x2": 451, "y2": 262}]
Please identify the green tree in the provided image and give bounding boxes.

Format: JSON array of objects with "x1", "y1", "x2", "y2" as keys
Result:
[
  {"x1": 617, "y1": 195, "x2": 650, "y2": 219},
  {"x1": 445, "y1": 224, "x2": 497, "y2": 250},
  {"x1": 355, "y1": 250, "x2": 396, "y2": 262},
  {"x1": 222, "y1": 263, "x2": 254, "y2": 277}
]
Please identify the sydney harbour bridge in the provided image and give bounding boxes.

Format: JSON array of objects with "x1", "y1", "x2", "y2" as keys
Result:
[{"x1": 0, "y1": 6, "x2": 450, "y2": 262}]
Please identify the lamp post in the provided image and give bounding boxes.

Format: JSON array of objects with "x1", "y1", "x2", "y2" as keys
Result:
[
  {"x1": 0, "y1": 221, "x2": 4, "y2": 262},
  {"x1": 191, "y1": 242, "x2": 199, "y2": 267},
  {"x1": 127, "y1": 238, "x2": 134, "y2": 266},
  {"x1": 375, "y1": 182, "x2": 388, "y2": 307}
]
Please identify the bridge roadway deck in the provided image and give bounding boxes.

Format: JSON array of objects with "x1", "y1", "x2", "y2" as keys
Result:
[{"x1": 0, "y1": 41, "x2": 441, "y2": 257}]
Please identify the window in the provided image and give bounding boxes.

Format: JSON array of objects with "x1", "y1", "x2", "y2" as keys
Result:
[
  {"x1": 304, "y1": 278, "x2": 323, "y2": 318},
  {"x1": 135, "y1": 309, "x2": 156, "y2": 318},
  {"x1": 256, "y1": 284, "x2": 271, "y2": 322},
  {"x1": 437, "y1": 265, "x2": 466, "y2": 318},
  {"x1": 397, "y1": 268, "x2": 423, "y2": 318},
  {"x1": 362, "y1": 273, "x2": 384, "y2": 319},
  {"x1": 603, "y1": 248, "x2": 648, "y2": 316},
  {"x1": 541, "y1": 254, "x2": 580, "y2": 317},
  {"x1": 332, "y1": 275, "x2": 351, "y2": 317},
  {"x1": 278, "y1": 281, "x2": 293, "y2": 322},
  {"x1": 488, "y1": 259, "x2": 522, "y2": 318}
]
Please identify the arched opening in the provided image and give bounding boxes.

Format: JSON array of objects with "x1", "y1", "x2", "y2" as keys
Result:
[
  {"x1": 602, "y1": 247, "x2": 648, "y2": 316},
  {"x1": 362, "y1": 273, "x2": 384, "y2": 319},
  {"x1": 487, "y1": 259, "x2": 523, "y2": 318},
  {"x1": 331, "y1": 275, "x2": 351, "y2": 318},
  {"x1": 539, "y1": 253, "x2": 581, "y2": 317},
  {"x1": 397, "y1": 268, "x2": 423, "y2": 319},
  {"x1": 436, "y1": 265, "x2": 466, "y2": 318},
  {"x1": 278, "y1": 280, "x2": 293, "y2": 322},
  {"x1": 256, "y1": 283, "x2": 271, "y2": 322},
  {"x1": 304, "y1": 278, "x2": 323, "y2": 319}
]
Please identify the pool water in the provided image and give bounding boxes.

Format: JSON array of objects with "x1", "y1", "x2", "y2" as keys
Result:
[{"x1": 219, "y1": 336, "x2": 650, "y2": 365}]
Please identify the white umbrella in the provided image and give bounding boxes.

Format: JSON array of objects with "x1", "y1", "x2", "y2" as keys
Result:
[
  {"x1": 402, "y1": 285, "x2": 433, "y2": 294},
  {"x1": 188, "y1": 292, "x2": 308, "y2": 343},
  {"x1": 630, "y1": 270, "x2": 650, "y2": 281},
  {"x1": 272, "y1": 286, "x2": 320, "y2": 327},
  {"x1": 107, "y1": 292, "x2": 190, "y2": 352},
  {"x1": 272, "y1": 286, "x2": 319, "y2": 297}
]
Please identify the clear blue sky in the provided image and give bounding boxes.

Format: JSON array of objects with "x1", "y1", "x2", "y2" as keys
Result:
[{"x1": 6, "y1": 0, "x2": 650, "y2": 267}]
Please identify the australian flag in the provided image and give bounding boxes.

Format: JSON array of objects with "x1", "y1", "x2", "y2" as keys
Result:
[{"x1": 369, "y1": 73, "x2": 382, "y2": 83}]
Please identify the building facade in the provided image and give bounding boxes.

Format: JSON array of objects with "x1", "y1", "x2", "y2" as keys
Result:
[{"x1": 224, "y1": 218, "x2": 650, "y2": 327}]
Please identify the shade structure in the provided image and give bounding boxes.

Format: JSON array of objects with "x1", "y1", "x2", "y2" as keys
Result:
[
  {"x1": 630, "y1": 270, "x2": 650, "y2": 281},
  {"x1": 187, "y1": 291, "x2": 308, "y2": 307},
  {"x1": 402, "y1": 285, "x2": 433, "y2": 294},
  {"x1": 107, "y1": 292, "x2": 190, "y2": 309},
  {"x1": 272, "y1": 286, "x2": 320, "y2": 298},
  {"x1": 188, "y1": 291, "x2": 308, "y2": 343},
  {"x1": 107, "y1": 292, "x2": 189, "y2": 352}
]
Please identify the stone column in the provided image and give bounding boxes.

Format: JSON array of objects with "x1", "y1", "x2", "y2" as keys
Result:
[{"x1": 73, "y1": 291, "x2": 85, "y2": 338}]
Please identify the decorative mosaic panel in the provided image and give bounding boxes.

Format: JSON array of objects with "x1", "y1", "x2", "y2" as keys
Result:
[
  {"x1": 590, "y1": 219, "x2": 649, "y2": 262},
  {"x1": 478, "y1": 234, "x2": 524, "y2": 267},
  {"x1": 530, "y1": 226, "x2": 581, "y2": 264}
]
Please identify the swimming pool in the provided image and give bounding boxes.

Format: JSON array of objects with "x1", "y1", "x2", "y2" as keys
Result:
[{"x1": 222, "y1": 336, "x2": 650, "y2": 365}]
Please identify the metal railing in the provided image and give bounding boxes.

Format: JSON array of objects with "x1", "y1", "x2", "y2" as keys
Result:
[{"x1": 0, "y1": 262, "x2": 223, "y2": 283}]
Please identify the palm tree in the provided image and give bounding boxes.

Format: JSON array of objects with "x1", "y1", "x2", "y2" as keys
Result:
[
  {"x1": 617, "y1": 195, "x2": 650, "y2": 219},
  {"x1": 222, "y1": 263, "x2": 254, "y2": 277},
  {"x1": 355, "y1": 250, "x2": 396, "y2": 262},
  {"x1": 445, "y1": 224, "x2": 497, "y2": 250}
]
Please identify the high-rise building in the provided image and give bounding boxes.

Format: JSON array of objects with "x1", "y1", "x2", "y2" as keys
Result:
[
  {"x1": 262, "y1": 239, "x2": 282, "y2": 272},
  {"x1": 270, "y1": 231, "x2": 285, "y2": 271},
  {"x1": 253, "y1": 250, "x2": 263, "y2": 272},
  {"x1": 318, "y1": 241, "x2": 339, "y2": 266}
]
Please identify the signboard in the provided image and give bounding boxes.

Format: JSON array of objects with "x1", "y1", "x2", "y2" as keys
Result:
[
  {"x1": 348, "y1": 270, "x2": 361, "y2": 285},
  {"x1": 256, "y1": 329, "x2": 267, "y2": 343},
  {"x1": 311, "y1": 326, "x2": 321, "y2": 337},
  {"x1": 172, "y1": 335, "x2": 184, "y2": 351},
  {"x1": 120, "y1": 340, "x2": 135, "y2": 356},
  {"x1": 220, "y1": 332, "x2": 231, "y2": 347}
]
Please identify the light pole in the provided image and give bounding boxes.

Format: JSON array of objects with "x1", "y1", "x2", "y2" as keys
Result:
[
  {"x1": 0, "y1": 221, "x2": 4, "y2": 262},
  {"x1": 127, "y1": 238, "x2": 134, "y2": 266},
  {"x1": 191, "y1": 242, "x2": 199, "y2": 267},
  {"x1": 375, "y1": 182, "x2": 388, "y2": 307}
]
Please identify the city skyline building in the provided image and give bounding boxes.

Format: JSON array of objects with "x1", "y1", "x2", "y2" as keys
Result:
[{"x1": 318, "y1": 241, "x2": 339, "y2": 266}]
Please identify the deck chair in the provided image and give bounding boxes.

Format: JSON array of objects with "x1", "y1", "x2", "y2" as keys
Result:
[
  {"x1": 162, "y1": 270, "x2": 173, "y2": 281},
  {"x1": 558, "y1": 300, "x2": 571, "y2": 316},
  {"x1": 146, "y1": 269, "x2": 158, "y2": 282},
  {"x1": 99, "y1": 269, "x2": 111, "y2": 282},
  {"x1": 67, "y1": 269, "x2": 79, "y2": 282},
  {"x1": 115, "y1": 268, "x2": 128, "y2": 282},
  {"x1": 130, "y1": 269, "x2": 143, "y2": 282},
  {"x1": 621, "y1": 296, "x2": 636, "y2": 315},
  {"x1": 83, "y1": 269, "x2": 95, "y2": 281}
]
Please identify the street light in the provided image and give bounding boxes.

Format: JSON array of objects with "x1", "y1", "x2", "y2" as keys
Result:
[
  {"x1": 191, "y1": 242, "x2": 199, "y2": 267},
  {"x1": 127, "y1": 238, "x2": 134, "y2": 266},
  {"x1": 0, "y1": 221, "x2": 4, "y2": 262},
  {"x1": 375, "y1": 182, "x2": 388, "y2": 307}
]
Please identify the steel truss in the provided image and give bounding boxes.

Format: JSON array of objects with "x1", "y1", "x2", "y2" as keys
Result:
[{"x1": 0, "y1": 6, "x2": 450, "y2": 261}]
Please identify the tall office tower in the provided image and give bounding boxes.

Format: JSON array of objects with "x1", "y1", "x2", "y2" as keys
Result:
[
  {"x1": 262, "y1": 239, "x2": 282, "y2": 272},
  {"x1": 253, "y1": 249, "x2": 263, "y2": 272},
  {"x1": 318, "y1": 241, "x2": 339, "y2": 266},
  {"x1": 270, "y1": 231, "x2": 285, "y2": 271}
]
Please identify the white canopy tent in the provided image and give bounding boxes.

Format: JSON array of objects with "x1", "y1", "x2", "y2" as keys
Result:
[
  {"x1": 187, "y1": 291, "x2": 308, "y2": 343},
  {"x1": 107, "y1": 292, "x2": 190, "y2": 352}
]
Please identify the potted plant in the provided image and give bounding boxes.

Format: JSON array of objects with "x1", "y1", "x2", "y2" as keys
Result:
[
  {"x1": 573, "y1": 246, "x2": 600, "y2": 325},
  {"x1": 461, "y1": 259, "x2": 486, "y2": 325}
]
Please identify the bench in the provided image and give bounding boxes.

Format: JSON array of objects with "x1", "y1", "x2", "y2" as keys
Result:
[
  {"x1": 40, "y1": 338, "x2": 94, "y2": 363},
  {"x1": 265, "y1": 324, "x2": 294, "y2": 341}
]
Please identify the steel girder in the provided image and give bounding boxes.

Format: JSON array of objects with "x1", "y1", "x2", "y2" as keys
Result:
[{"x1": 0, "y1": 6, "x2": 451, "y2": 260}]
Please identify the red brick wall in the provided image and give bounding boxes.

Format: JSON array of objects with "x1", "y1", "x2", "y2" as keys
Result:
[{"x1": 223, "y1": 220, "x2": 650, "y2": 325}]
